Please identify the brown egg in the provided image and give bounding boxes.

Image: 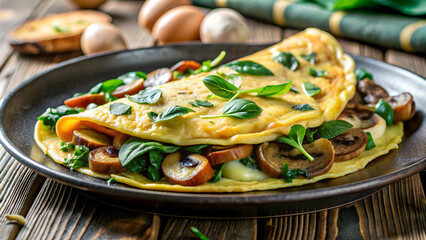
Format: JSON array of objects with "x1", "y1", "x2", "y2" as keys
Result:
[
  {"x1": 152, "y1": 6, "x2": 204, "y2": 44},
  {"x1": 81, "y1": 22, "x2": 127, "y2": 55},
  {"x1": 138, "y1": 0, "x2": 190, "y2": 32},
  {"x1": 69, "y1": 0, "x2": 107, "y2": 9}
]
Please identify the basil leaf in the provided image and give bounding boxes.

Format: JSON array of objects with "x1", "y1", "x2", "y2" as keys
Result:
[
  {"x1": 190, "y1": 226, "x2": 210, "y2": 240},
  {"x1": 127, "y1": 88, "x2": 162, "y2": 104},
  {"x1": 316, "y1": 120, "x2": 353, "y2": 139},
  {"x1": 209, "y1": 163, "x2": 226, "y2": 183},
  {"x1": 282, "y1": 163, "x2": 309, "y2": 183},
  {"x1": 104, "y1": 92, "x2": 118, "y2": 102},
  {"x1": 222, "y1": 99, "x2": 262, "y2": 119},
  {"x1": 86, "y1": 103, "x2": 98, "y2": 110},
  {"x1": 118, "y1": 71, "x2": 146, "y2": 84},
  {"x1": 308, "y1": 67, "x2": 328, "y2": 77},
  {"x1": 203, "y1": 75, "x2": 239, "y2": 98},
  {"x1": 375, "y1": 99, "x2": 394, "y2": 125},
  {"x1": 239, "y1": 156, "x2": 261, "y2": 170},
  {"x1": 63, "y1": 145, "x2": 90, "y2": 170},
  {"x1": 102, "y1": 79, "x2": 124, "y2": 92},
  {"x1": 305, "y1": 128, "x2": 317, "y2": 142},
  {"x1": 272, "y1": 52, "x2": 299, "y2": 71},
  {"x1": 290, "y1": 86, "x2": 299, "y2": 93},
  {"x1": 60, "y1": 142, "x2": 75, "y2": 152},
  {"x1": 107, "y1": 178, "x2": 117, "y2": 183},
  {"x1": 189, "y1": 100, "x2": 214, "y2": 107},
  {"x1": 119, "y1": 137, "x2": 180, "y2": 168},
  {"x1": 110, "y1": 103, "x2": 132, "y2": 115},
  {"x1": 225, "y1": 60, "x2": 274, "y2": 76},
  {"x1": 184, "y1": 144, "x2": 209, "y2": 154},
  {"x1": 365, "y1": 132, "x2": 376, "y2": 150},
  {"x1": 89, "y1": 83, "x2": 103, "y2": 94},
  {"x1": 291, "y1": 104, "x2": 314, "y2": 111},
  {"x1": 148, "y1": 105, "x2": 195, "y2": 122},
  {"x1": 147, "y1": 150, "x2": 164, "y2": 181},
  {"x1": 302, "y1": 82, "x2": 321, "y2": 97},
  {"x1": 277, "y1": 124, "x2": 314, "y2": 161},
  {"x1": 301, "y1": 52, "x2": 317, "y2": 64},
  {"x1": 38, "y1": 105, "x2": 82, "y2": 131},
  {"x1": 243, "y1": 81, "x2": 292, "y2": 97},
  {"x1": 355, "y1": 68, "x2": 373, "y2": 81},
  {"x1": 124, "y1": 155, "x2": 148, "y2": 173}
]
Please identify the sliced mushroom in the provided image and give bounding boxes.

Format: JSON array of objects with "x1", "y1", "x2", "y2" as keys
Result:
[
  {"x1": 330, "y1": 128, "x2": 368, "y2": 162},
  {"x1": 162, "y1": 152, "x2": 214, "y2": 186},
  {"x1": 357, "y1": 79, "x2": 389, "y2": 104},
  {"x1": 111, "y1": 78, "x2": 145, "y2": 98},
  {"x1": 170, "y1": 60, "x2": 201, "y2": 73},
  {"x1": 384, "y1": 92, "x2": 415, "y2": 122},
  {"x1": 72, "y1": 129, "x2": 112, "y2": 150},
  {"x1": 256, "y1": 138, "x2": 335, "y2": 179},
  {"x1": 89, "y1": 146, "x2": 126, "y2": 174},
  {"x1": 143, "y1": 68, "x2": 173, "y2": 88},
  {"x1": 64, "y1": 94, "x2": 106, "y2": 108},
  {"x1": 112, "y1": 133, "x2": 131, "y2": 149},
  {"x1": 206, "y1": 144, "x2": 253, "y2": 166},
  {"x1": 338, "y1": 109, "x2": 386, "y2": 140},
  {"x1": 346, "y1": 91, "x2": 365, "y2": 108}
]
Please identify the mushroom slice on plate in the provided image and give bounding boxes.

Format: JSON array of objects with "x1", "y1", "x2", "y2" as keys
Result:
[
  {"x1": 330, "y1": 128, "x2": 368, "y2": 162},
  {"x1": 143, "y1": 68, "x2": 173, "y2": 88},
  {"x1": 162, "y1": 152, "x2": 214, "y2": 186},
  {"x1": 357, "y1": 79, "x2": 389, "y2": 104},
  {"x1": 338, "y1": 109, "x2": 386, "y2": 140},
  {"x1": 89, "y1": 146, "x2": 126, "y2": 174},
  {"x1": 206, "y1": 144, "x2": 253, "y2": 166},
  {"x1": 256, "y1": 138, "x2": 335, "y2": 179},
  {"x1": 72, "y1": 128, "x2": 112, "y2": 150},
  {"x1": 384, "y1": 92, "x2": 415, "y2": 122}
]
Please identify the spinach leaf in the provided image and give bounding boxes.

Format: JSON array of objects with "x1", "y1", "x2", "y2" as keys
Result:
[
  {"x1": 190, "y1": 226, "x2": 210, "y2": 240},
  {"x1": 89, "y1": 83, "x2": 103, "y2": 94},
  {"x1": 118, "y1": 71, "x2": 146, "y2": 84},
  {"x1": 60, "y1": 142, "x2": 75, "y2": 152},
  {"x1": 208, "y1": 163, "x2": 226, "y2": 183},
  {"x1": 110, "y1": 103, "x2": 132, "y2": 115},
  {"x1": 225, "y1": 60, "x2": 274, "y2": 76},
  {"x1": 200, "y1": 99, "x2": 262, "y2": 119},
  {"x1": 301, "y1": 52, "x2": 317, "y2": 64},
  {"x1": 305, "y1": 128, "x2": 318, "y2": 142},
  {"x1": 102, "y1": 79, "x2": 124, "y2": 92},
  {"x1": 63, "y1": 145, "x2": 90, "y2": 170},
  {"x1": 203, "y1": 75, "x2": 239, "y2": 98},
  {"x1": 291, "y1": 104, "x2": 314, "y2": 111},
  {"x1": 104, "y1": 92, "x2": 117, "y2": 102},
  {"x1": 107, "y1": 178, "x2": 117, "y2": 183},
  {"x1": 308, "y1": 67, "x2": 328, "y2": 77},
  {"x1": 316, "y1": 120, "x2": 353, "y2": 139},
  {"x1": 365, "y1": 132, "x2": 376, "y2": 150},
  {"x1": 302, "y1": 82, "x2": 321, "y2": 97},
  {"x1": 38, "y1": 105, "x2": 82, "y2": 131},
  {"x1": 375, "y1": 99, "x2": 394, "y2": 125},
  {"x1": 290, "y1": 86, "x2": 299, "y2": 93},
  {"x1": 147, "y1": 105, "x2": 195, "y2": 122},
  {"x1": 355, "y1": 68, "x2": 373, "y2": 81},
  {"x1": 282, "y1": 163, "x2": 309, "y2": 183},
  {"x1": 147, "y1": 150, "x2": 163, "y2": 181},
  {"x1": 184, "y1": 144, "x2": 209, "y2": 154},
  {"x1": 277, "y1": 124, "x2": 314, "y2": 161},
  {"x1": 240, "y1": 81, "x2": 292, "y2": 97},
  {"x1": 119, "y1": 137, "x2": 180, "y2": 170},
  {"x1": 126, "y1": 88, "x2": 162, "y2": 104},
  {"x1": 239, "y1": 156, "x2": 261, "y2": 170},
  {"x1": 189, "y1": 100, "x2": 214, "y2": 107},
  {"x1": 272, "y1": 52, "x2": 299, "y2": 71}
]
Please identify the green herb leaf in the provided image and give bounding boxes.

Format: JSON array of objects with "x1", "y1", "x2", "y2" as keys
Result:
[
  {"x1": 60, "y1": 142, "x2": 75, "y2": 152},
  {"x1": 282, "y1": 163, "x2": 309, "y2": 183},
  {"x1": 305, "y1": 128, "x2": 317, "y2": 142},
  {"x1": 308, "y1": 67, "x2": 328, "y2": 77},
  {"x1": 301, "y1": 52, "x2": 317, "y2": 64},
  {"x1": 189, "y1": 51, "x2": 226, "y2": 75},
  {"x1": 272, "y1": 52, "x2": 300, "y2": 71},
  {"x1": 147, "y1": 105, "x2": 195, "y2": 122},
  {"x1": 375, "y1": 99, "x2": 394, "y2": 125},
  {"x1": 53, "y1": 25, "x2": 69, "y2": 33},
  {"x1": 201, "y1": 99, "x2": 262, "y2": 119},
  {"x1": 277, "y1": 124, "x2": 314, "y2": 161},
  {"x1": 127, "y1": 88, "x2": 162, "y2": 104},
  {"x1": 191, "y1": 226, "x2": 210, "y2": 240},
  {"x1": 241, "y1": 81, "x2": 292, "y2": 97},
  {"x1": 365, "y1": 132, "x2": 376, "y2": 150},
  {"x1": 316, "y1": 120, "x2": 353, "y2": 139},
  {"x1": 63, "y1": 145, "x2": 90, "y2": 170},
  {"x1": 302, "y1": 82, "x2": 321, "y2": 97},
  {"x1": 203, "y1": 75, "x2": 239, "y2": 98},
  {"x1": 89, "y1": 83, "x2": 103, "y2": 94},
  {"x1": 102, "y1": 79, "x2": 124, "y2": 92},
  {"x1": 110, "y1": 103, "x2": 132, "y2": 115},
  {"x1": 209, "y1": 163, "x2": 226, "y2": 183},
  {"x1": 290, "y1": 86, "x2": 299, "y2": 93},
  {"x1": 38, "y1": 105, "x2": 82, "y2": 131},
  {"x1": 118, "y1": 71, "x2": 146, "y2": 84},
  {"x1": 239, "y1": 156, "x2": 261, "y2": 170},
  {"x1": 86, "y1": 103, "x2": 98, "y2": 110},
  {"x1": 107, "y1": 178, "x2": 117, "y2": 183},
  {"x1": 147, "y1": 150, "x2": 164, "y2": 181},
  {"x1": 355, "y1": 68, "x2": 373, "y2": 81},
  {"x1": 184, "y1": 144, "x2": 209, "y2": 154},
  {"x1": 119, "y1": 137, "x2": 180, "y2": 170},
  {"x1": 225, "y1": 60, "x2": 274, "y2": 76},
  {"x1": 189, "y1": 100, "x2": 214, "y2": 107},
  {"x1": 104, "y1": 92, "x2": 118, "y2": 102},
  {"x1": 291, "y1": 104, "x2": 314, "y2": 111}
]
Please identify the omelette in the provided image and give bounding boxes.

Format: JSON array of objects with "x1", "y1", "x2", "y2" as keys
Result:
[{"x1": 34, "y1": 28, "x2": 407, "y2": 192}]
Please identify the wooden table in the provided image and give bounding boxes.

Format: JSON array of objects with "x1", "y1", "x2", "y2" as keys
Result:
[{"x1": 0, "y1": 0, "x2": 425, "y2": 239}]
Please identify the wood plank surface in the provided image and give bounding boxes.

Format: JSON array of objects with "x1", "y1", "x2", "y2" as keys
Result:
[{"x1": 0, "y1": 1, "x2": 424, "y2": 240}]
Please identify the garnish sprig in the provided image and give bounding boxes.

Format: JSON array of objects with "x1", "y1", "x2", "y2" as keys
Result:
[{"x1": 277, "y1": 124, "x2": 314, "y2": 161}]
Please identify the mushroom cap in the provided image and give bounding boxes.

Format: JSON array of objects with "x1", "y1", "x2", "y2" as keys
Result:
[{"x1": 330, "y1": 128, "x2": 368, "y2": 162}]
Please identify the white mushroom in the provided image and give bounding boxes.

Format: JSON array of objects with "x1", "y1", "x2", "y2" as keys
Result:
[{"x1": 80, "y1": 22, "x2": 127, "y2": 55}]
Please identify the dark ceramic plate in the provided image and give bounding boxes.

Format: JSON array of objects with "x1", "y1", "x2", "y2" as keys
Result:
[{"x1": 0, "y1": 44, "x2": 425, "y2": 218}]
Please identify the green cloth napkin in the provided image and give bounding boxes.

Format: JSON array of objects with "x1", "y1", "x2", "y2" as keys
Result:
[{"x1": 192, "y1": 0, "x2": 426, "y2": 53}]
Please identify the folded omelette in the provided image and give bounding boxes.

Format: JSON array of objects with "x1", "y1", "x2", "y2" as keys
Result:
[{"x1": 34, "y1": 28, "x2": 403, "y2": 192}]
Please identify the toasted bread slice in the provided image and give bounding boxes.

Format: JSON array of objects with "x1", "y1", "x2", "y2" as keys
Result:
[{"x1": 8, "y1": 10, "x2": 111, "y2": 54}]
